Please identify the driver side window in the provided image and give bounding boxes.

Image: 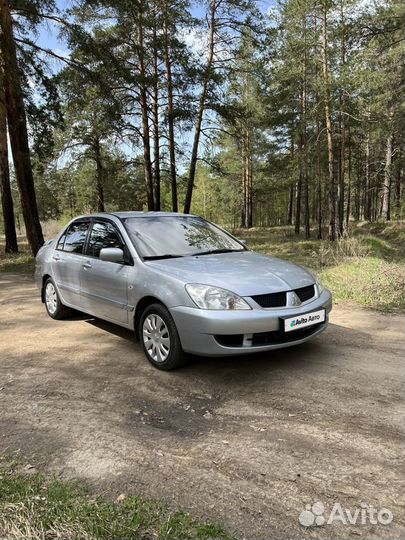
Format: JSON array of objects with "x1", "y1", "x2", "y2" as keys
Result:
[{"x1": 86, "y1": 221, "x2": 124, "y2": 258}]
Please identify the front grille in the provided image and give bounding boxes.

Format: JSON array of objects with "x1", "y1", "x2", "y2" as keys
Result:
[
  {"x1": 251, "y1": 291, "x2": 287, "y2": 308},
  {"x1": 295, "y1": 284, "x2": 315, "y2": 302},
  {"x1": 251, "y1": 284, "x2": 316, "y2": 308},
  {"x1": 251, "y1": 323, "x2": 323, "y2": 346},
  {"x1": 214, "y1": 322, "x2": 324, "y2": 348}
]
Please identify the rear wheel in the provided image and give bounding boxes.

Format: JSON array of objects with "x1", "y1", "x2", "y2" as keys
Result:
[
  {"x1": 44, "y1": 278, "x2": 72, "y2": 320},
  {"x1": 139, "y1": 303, "x2": 187, "y2": 370}
]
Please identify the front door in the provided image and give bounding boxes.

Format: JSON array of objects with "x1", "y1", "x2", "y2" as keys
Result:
[{"x1": 80, "y1": 220, "x2": 129, "y2": 325}]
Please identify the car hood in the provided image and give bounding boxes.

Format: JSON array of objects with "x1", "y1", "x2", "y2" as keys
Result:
[{"x1": 144, "y1": 250, "x2": 315, "y2": 296}]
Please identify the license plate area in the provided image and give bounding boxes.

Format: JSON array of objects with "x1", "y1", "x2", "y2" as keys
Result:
[{"x1": 281, "y1": 308, "x2": 326, "y2": 333}]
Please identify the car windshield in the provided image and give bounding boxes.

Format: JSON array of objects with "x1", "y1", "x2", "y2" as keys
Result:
[{"x1": 124, "y1": 216, "x2": 245, "y2": 259}]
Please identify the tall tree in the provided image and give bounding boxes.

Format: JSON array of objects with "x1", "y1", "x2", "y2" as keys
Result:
[
  {"x1": 183, "y1": 0, "x2": 260, "y2": 214},
  {"x1": 337, "y1": 0, "x2": 346, "y2": 236},
  {"x1": 183, "y1": 0, "x2": 217, "y2": 214},
  {"x1": 163, "y1": 0, "x2": 178, "y2": 211},
  {"x1": 0, "y1": 56, "x2": 17, "y2": 252},
  {"x1": 321, "y1": 0, "x2": 336, "y2": 241},
  {"x1": 382, "y1": 129, "x2": 393, "y2": 221},
  {"x1": 151, "y1": 2, "x2": 161, "y2": 211},
  {"x1": 0, "y1": 0, "x2": 44, "y2": 254},
  {"x1": 136, "y1": 5, "x2": 154, "y2": 211}
]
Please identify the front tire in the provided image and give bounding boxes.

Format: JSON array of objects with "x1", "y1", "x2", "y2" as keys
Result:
[
  {"x1": 139, "y1": 303, "x2": 187, "y2": 370},
  {"x1": 44, "y1": 278, "x2": 71, "y2": 320}
]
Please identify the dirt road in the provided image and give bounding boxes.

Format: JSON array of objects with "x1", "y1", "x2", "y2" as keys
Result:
[{"x1": 0, "y1": 273, "x2": 404, "y2": 539}]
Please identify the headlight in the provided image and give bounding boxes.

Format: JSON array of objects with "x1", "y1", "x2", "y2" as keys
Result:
[{"x1": 185, "y1": 284, "x2": 251, "y2": 310}]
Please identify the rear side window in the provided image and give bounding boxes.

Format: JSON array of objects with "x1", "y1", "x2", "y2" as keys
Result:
[
  {"x1": 86, "y1": 221, "x2": 123, "y2": 258},
  {"x1": 63, "y1": 222, "x2": 89, "y2": 253},
  {"x1": 57, "y1": 234, "x2": 66, "y2": 250}
]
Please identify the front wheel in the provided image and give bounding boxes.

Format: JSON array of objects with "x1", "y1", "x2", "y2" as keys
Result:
[
  {"x1": 139, "y1": 303, "x2": 187, "y2": 370},
  {"x1": 44, "y1": 278, "x2": 72, "y2": 320}
]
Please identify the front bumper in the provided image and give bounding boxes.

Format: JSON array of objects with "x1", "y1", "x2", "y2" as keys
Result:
[{"x1": 170, "y1": 289, "x2": 332, "y2": 356}]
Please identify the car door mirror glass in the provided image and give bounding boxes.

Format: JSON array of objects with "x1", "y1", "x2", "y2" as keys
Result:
[{"x1": 99, "y1": 247, "x2": 125, "y2": 264}]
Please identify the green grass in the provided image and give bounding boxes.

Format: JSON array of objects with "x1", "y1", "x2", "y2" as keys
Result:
[
  {"x1": 0, "y1": 252, "x2": 35, "y2": 273},
  {"x1": 321, "y1": 257, "x2": 404, "y2": 312},
  {"x1": 0, "y1": 456, "x2": 230, "y2": 540},
  {"x1": 236, "y1": 221, "x2": 405, "y2": 313},
  {"x1": 0, "y1": 235, "x2": 34, "y2": 273}
]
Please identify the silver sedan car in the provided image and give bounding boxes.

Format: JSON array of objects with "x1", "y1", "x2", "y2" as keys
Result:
[{"x1": 35, "y1": 212, "x2": 332, "y2": 370}]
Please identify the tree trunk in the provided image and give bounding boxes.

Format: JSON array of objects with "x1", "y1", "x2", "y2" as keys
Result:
[
  {"x1": 321, "y1": 3, "x2": 336, "y2": 241},
  {"x1": 364, "y1": 133, "x2": 371, "y2": 221},
  {"x1": 163, "y1": 1, "x2": 178, "y2": 212},
  {"x1": 337, "y1": 0, "x2": 346, "y2": 236},
  {"x1": 375, "y1": 179, "x2": 380, "y2": 221},
  {"x1": 152, "y1": 14, "x2": 161, "y2": 211},
  {"x1": 316, "y1": 106, "x2": 323, "y2": 240},
  {"x1": 245, "y1": 158, "x2": 252, "y2": 228},
  {"x1": 303, "y1": 172, "x2": 310, "y2": 238},
  {"x1": 346, "y1": 133, "x2": 351, "y2": 227},
  {"x1": 395, "y1": 164, "x2": 403, "y2": 219},
  {"x1": 295, "y1": 175, "x2": 302, "y2": 235},
  {"x1": 287, "y1": 185, "x2": 294, "y2": 225},
  {"x1": 241, "y1": 140, "x2": 246, "y2": 227},
  {"x1": 0, "y1": 0, "x2": 43, "y2": 255},
  {"x1": 136, "y1": 10, "x2": 154, "y2": 211},
  {"x1": 184, "y1": 0, "x2": 216, "y2": 214},
  {"x1": 302, "y1": 17, "x2": 310, "y2": 239},
  {"x1": 241, "y1": 131, "x2": 253, "y2": 228},
  {"x1": 382, "y1": 132, "x2": 393, "y2": 221},
  {"x1": 316, "y1": 170, "x2": 323, "y2": 239},
  {"x1": 313, "y1": 14, "x2": 322, "y2": 240},
  {"x1": 241, "y1": 75, "x2": 253, "y2": 230},
  {"x1": 0, "y1": 64, "x2": 18, "y2": 252},
  {"x1": 287, "y1": 129, "x2": 295, "y2": 226},
  {"x1": 354, "y1": 151, "x2": 361, "y2": 221},
  {"x1": 94, "y1": 137, "x2": 105, "y2": 212},
  {"x1": 337, "y1": 101, "x2": 345, "y2": 234}
]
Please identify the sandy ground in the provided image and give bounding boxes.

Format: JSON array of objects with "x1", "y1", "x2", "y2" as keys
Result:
[{"x1": 0, "y1": 273, "x2": 404, "y2": 539}]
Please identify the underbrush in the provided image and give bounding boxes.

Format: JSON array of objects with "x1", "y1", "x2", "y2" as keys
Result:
[
  {"x1": 321, "y1": 257, "x2": 404, "y2": 312},
  {"x1": 236, "y1": 222, "x2": 405, "y2": 312},
  {"x1": 0, "y1": 456, "x2": 229, "y2": 540},
  {"x1": 0, "y1": 252, "x2": 35, "y2": 273}
]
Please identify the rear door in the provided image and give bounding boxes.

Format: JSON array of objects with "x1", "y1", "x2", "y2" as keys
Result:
[
  {"x1": 51, "y1": 220, "x2": 90, "y2": 308},
  {"x1": 80, "y1": 220, "x2": 130, "y2": 325}
]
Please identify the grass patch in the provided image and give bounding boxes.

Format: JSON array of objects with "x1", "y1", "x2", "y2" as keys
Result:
[
  {"x1": 0, "y1": 456, "x2": 230, "y2": 540},
  {"x1": 0, "y1": 252, "x2": 35, "y2": 273},
  {"x1": 236, "y1": 222, "x2": 405, "y2": 312},
  {"x1": 321, "y1": 258, "x2": 405, "y2": 312},
  {"x1": 0, "y1": 235, "x2": 33, "y2": 273}
]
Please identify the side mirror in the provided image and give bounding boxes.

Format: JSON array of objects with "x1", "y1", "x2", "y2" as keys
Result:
[{"x1": 99, "y1": 247, "x2": 125, "y2": 264}]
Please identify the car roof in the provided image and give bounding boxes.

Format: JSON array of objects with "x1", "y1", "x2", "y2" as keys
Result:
[
  {"x1": 112, "y1": 211, "x2": 197, "y2": 219},
  {"x1": 75, "y1": 211, "x2": 198, "y2": 220}
]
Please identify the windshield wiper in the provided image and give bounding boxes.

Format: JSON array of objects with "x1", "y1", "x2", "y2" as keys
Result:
[
  {"x1": 192, "y1": 248, "x2": 245, "y2": 256},
  {"x1": 143, "y1": 254, "x2": 184, "y2": 261}
]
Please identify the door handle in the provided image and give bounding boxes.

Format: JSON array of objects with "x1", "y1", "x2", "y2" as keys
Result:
[
  {"x1": 82, "y1": 262, "x2": 92, "y2": 269},
  {"x1": 52, "y1": 253, "x2": 60, "y2": 261}
]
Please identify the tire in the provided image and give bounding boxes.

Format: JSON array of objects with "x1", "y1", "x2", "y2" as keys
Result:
[
  {"x1": 43, "y1": 278, "x2": 72, "y2": 320},
  {"x1": 139, "y1": 303, "x2": 187, "y2": 370}
]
